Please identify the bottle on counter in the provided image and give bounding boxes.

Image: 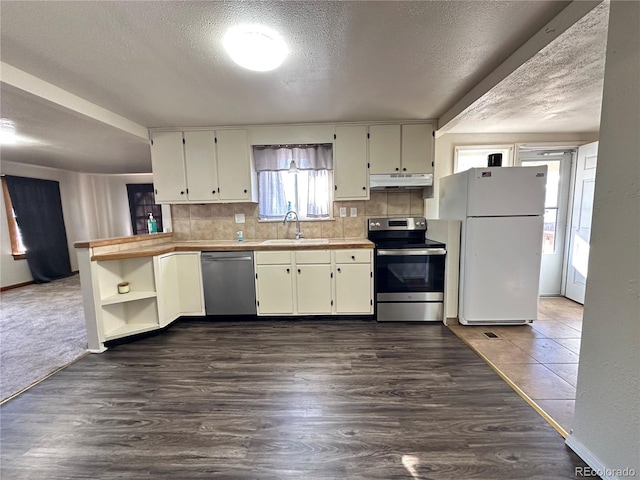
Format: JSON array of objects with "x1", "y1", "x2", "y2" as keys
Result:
[
  {"x1": 147, "y1": 213, "x2": 158, "y2": 234},
  {"x1": 236, "y1": 230, "x2": 244, "y2": 242}
]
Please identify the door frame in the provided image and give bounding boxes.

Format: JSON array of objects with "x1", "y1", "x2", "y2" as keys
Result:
[{"x1": 515, "y1": 143, "x2": 581, "y2": 297}]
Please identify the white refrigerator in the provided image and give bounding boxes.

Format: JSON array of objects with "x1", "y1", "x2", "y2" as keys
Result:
[{"x1": 439, "y1": 166, "x2": 547, "y2": 325}]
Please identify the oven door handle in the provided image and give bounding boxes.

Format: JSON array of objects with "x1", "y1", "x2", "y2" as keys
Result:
[{"x1": 377, "y1": 248, "x2": 446, "y2": 256}]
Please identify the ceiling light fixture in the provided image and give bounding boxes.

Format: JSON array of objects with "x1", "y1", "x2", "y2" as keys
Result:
[{"x1": 223, "y1": 24, "x2": 288, "y2": 72}]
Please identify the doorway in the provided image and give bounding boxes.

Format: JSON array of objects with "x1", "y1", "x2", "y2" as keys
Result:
[
  {"x1": 518, "y1": 148, "x2": 573, "y2": 296},
  {"x1": 517, "y1": 142, "x2": 598, "y2": 303},
  {"x1": 564, "y1": 142, "x2": 598, "y2": 304}
]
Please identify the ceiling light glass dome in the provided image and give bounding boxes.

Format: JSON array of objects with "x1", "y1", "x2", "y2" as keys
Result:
[{"x1": 223, "y1": 24, "x2": 288, "y2": 72}]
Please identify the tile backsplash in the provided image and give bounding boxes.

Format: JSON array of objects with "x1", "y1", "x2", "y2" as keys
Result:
[{"x1": 171, "y1": 190, "x2": 424, "y2": 241}]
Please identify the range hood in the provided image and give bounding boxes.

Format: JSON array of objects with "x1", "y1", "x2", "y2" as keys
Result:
[{"x1": 369, "y1": 173, "x2": 433, "y2": 189}]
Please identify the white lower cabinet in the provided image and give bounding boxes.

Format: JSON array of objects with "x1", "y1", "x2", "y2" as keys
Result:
[
  {"x1": 80, "y1": 250, "x2": 205, "y2": 352},
  {"x1": 334, "y1": 249, "x2": 374, "y2": 314},
  {"x1": 156, "y1": 252, "x2": 205, "y2": 327},
  {"x1": 255, "y1": 264, "x2": 294, "y2": 314},
  {"x1": 335, "y1": 263, "x2": 372, "y2": 313},
  {"x1": 255, "y1": 248, "x2": 373, "y2": 316},
  {"x1": 295, "y1": 251, "x2": 333, "y2": 314}
]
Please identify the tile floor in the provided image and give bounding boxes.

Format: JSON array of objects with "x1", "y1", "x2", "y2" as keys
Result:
[{"x1": 448, "y1": 297, "x2": 583, "y2": 437}]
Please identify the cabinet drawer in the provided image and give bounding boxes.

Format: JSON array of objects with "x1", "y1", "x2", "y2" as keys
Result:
[
  {"x1": 334, "y1": 249, "x2": 372, "y2": 264},
  {"x1": 255, "y1": 251, "x2": 292, "y2": 265},
  {"x1": 295, "y1": 250, "x2": 331, "y2": 264}
]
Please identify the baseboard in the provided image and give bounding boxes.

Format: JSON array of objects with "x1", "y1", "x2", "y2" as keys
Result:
[
  {"x1": 565, "y1": 435, "x2": 632, "y2": 480},
  {"x1": 0, "y1": 280, "x2": 34, "y2": 291},
  {"x1": 1, "y1": 271, "x2": 79, "y2": 292}
]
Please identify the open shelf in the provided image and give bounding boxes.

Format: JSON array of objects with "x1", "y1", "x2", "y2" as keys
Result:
[
  {"x1": 101, "y1": 291, "x2": 157, "y2": 306},
  {"x1": 101, "y1": 296, "x2": 159, "y2": 341},
  {"x1": 97, "y1": 257, "x2": 156, "y2": 300},
  {"x1": 104, "y1": 322, "x2": 160, "y2": 341}
]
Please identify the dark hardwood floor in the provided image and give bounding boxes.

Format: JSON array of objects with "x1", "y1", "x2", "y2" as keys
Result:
[{"x1": 1, "y1": 319, "x2": 590, "y2": 479}]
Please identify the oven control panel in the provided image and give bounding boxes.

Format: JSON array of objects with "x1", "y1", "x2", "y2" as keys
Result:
[{"x1": 368, "y1": 217, "x2": 427, "y2": 231}]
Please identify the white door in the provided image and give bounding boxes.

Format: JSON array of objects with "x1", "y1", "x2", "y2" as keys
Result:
[
  {"x1": 335, "y1": 263, "x2": 372, "y2": 314},
  {"x1": 256, "y1": 265, "x2": 294, "y2": 314},
  {"x1": 216, "y1": 129, "x2": 251, "y2": 202},
  {"x1": 334, "y1": 125, "x2": 369, "y2": 200},
  {"x1": 519, "y1": 150, "x2": 573, "y2": 295},
  {"x1": 150, "y1": 131, "x2": 187, "y2": 203},
  {"x1": 184, "y1": 131, "x2": 219, "y2": 202},
  {"x1": 296, "y1": 265, "x2": 332, "y2": 314},
  {"x1": 565, "y1": 142, "x2": 598, "y2": 304}
]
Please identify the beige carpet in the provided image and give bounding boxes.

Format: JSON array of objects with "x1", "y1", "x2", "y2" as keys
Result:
[{"x1": 0, "y1": 275, "x2": 87, "y2": 402}]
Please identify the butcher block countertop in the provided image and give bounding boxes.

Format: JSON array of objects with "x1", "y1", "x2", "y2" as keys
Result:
[{"x1": 75, "y1": 234, "x2": 374, "y2": 262}]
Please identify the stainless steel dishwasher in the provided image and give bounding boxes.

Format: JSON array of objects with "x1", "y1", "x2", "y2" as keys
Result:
[{"x1": 201, "y1": 251, "x2": 256, "y2": 315}]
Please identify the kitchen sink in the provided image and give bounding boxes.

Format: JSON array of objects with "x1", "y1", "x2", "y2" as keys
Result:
[{"x1": 261, "y1": 238, "x2": 330, "y2": 245}]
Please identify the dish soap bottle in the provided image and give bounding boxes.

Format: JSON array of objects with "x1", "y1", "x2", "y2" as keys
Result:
[{"x1": 147, "y1": 213, "x2": 158, "y2": 234}]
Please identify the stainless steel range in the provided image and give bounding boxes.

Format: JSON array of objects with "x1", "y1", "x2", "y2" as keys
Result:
[{"x1": 368, "y1": 217, "x2": 446, "y2": 322}]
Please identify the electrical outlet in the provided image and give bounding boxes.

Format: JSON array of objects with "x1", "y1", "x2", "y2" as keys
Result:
[
  {"x1": 339, "y1": 207, "x2": 347, "y2": 217},
  {"x1": 234, "y1": 213, "x2": 245, "y2": 224},
  {"x1": 350, "y1": 207, "x2": 357, "y2": 217}
]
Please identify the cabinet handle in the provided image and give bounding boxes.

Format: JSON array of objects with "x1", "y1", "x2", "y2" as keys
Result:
[
  {"x1": 395, "y1": 167, "x2": 399, "y2": 171},
  {"x1": 180, "y1": 190, "x2": 185, "y2": 195},
  {"x1": 334, "y1": 185, "x2": 337, "y2": 191},
  {"x1": 362, "y1": 186, "x2": 366, "y2": 190},
  {"x1": 286, "y1": 268, "x2": 290, "y2": 273},
  {"x1": 218, "y1": 187, "x2": 220, "y2": 193},
  {"x1": 337, "y1": 268, "x2": 341, "y2": 273},
  {"x1": 212, "y1": 190, "x2": 216, "y2": 194},
  {"x1": 402, "y1": 167, "x2": 407, "y2": 171},
  {"x1": 297, "y1": 268, "x2": 301, "y2": 274},
  {"x1": 351, "y1": 255, "x2": 355, "y2": 260},
  {"x1": 244, "y1": 189, "x2": 248, "y2": 193}
]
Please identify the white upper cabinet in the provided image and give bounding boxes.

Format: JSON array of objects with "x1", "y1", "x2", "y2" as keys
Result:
[
  {"x1": 216, "y1": 129, "x2": 253, "y2": 202},
  {"x1": 334, "y1": 125, "x2": 369, "y2": 200},
  {"x1": 150, "y1": 131, "x2": 188, "y2": 203},
  {"x1": 369, "y1": 125, "x2": 401, "y2": 175},
  {"x1": 401, "y1": 123, "x2": 434, "y2": 174},
  {"x1": 151, "y1": 129, "x2": 255, "y2": 204},
  {"x1": 184, "y1": 131, "x2": 218, "y2": 202},
  {"x1": 366, "y1": 123, "x2": 434, "y2": 175}
]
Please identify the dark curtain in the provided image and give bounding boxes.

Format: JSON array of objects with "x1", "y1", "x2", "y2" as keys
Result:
[{"x1": 5, "y1": 175, "x2": 72, "y2": 283}]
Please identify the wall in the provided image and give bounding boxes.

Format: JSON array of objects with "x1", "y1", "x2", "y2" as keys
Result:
[
  {"x1": 171, "y1": 190, "x2": 424, "y2": 241},
  {"x1": 567, "y1": 1, "x2": 640, "y2": 475},
  {"x1": 0, "y1": 161, "x2": 153, "y2": 288},
  {"x1": 429, "y1": 132, "x2": 598, "y2": 218}
]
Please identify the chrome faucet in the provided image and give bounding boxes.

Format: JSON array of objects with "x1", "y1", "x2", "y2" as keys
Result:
[{"x1": 282, "y1": 210, "x2": 303, "y2": 239}]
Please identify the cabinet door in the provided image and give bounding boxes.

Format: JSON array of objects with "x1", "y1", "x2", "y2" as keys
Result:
[
  {"x1": 150, "y1": 132, "x2": 188, "y2": 203},
  {"x1": 401, "y1": 124, "x2": 434, "y2": 174},
  {"x1": 157, "y1": 254, "x2": 180, "y2": 327},
  {"x1": 369, "y1": 125, "x2": 401, "y2": 175},
  {"x1": 334, "y1": 125, "x2": 369, "y2": 200},
  {"x1": 256, "y1": 265, "x2": 294, "y2": 314},
  {"x1": 216, "y1": 129, "x2": 252, "y2": 202},
  {"x1": 184, "y1": 131, "x2": 219, "y2": 202},
  {"x1": 296, "y1": 265, "x2": 332, "y2": 314},
  {"x1": 175, "y1": 253, "x2": 205, "y2": 316},
  {"x1": 335, "y1": 263, "x2": 373, "y2": 314}
]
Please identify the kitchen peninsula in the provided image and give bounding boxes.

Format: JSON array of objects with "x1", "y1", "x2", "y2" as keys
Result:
[{"x1": 75, "y1": 233, "x2": 374, "y2": 353}]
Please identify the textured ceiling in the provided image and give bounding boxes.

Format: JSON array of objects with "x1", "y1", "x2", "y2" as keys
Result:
[
  {"x1": 0, "y1": 84, "x2": 150, "y2": 174},
  {"x1": 442, "y1": 1, "x2": 608, "y2": 134},
  {"x1": 0, "y1": 1, "x2": 606, "y2": 174}
]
